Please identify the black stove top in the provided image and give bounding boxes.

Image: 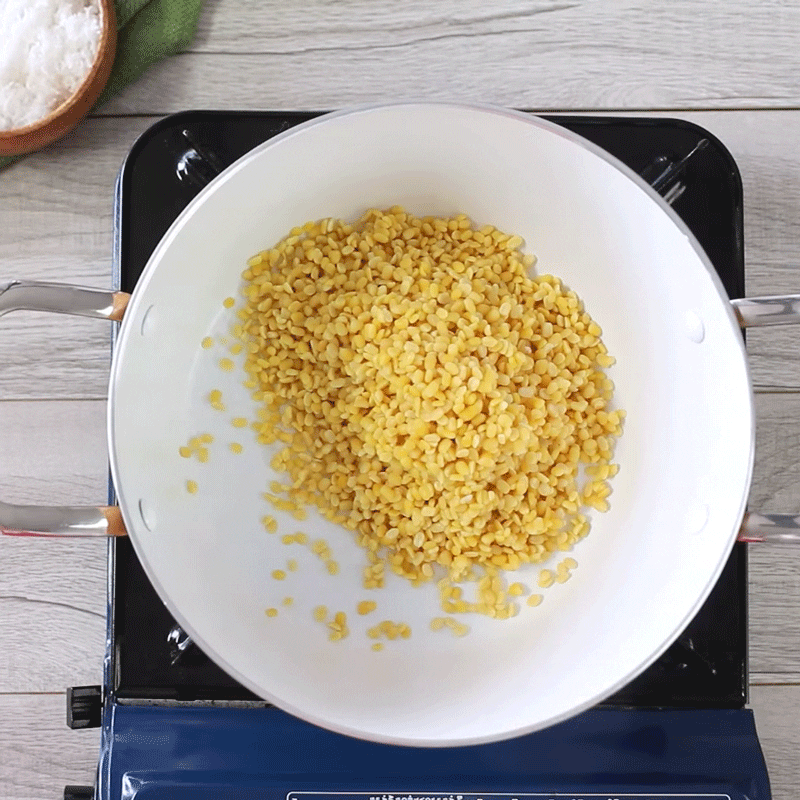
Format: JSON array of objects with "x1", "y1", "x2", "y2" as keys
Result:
[{"x1": 112, "y1": 111, "x2": 747, "y2": 708}]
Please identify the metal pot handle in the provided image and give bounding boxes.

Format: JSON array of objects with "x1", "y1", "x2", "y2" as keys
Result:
[
  {"x1": 732, "y1": 294, "x2": 800, "y2": 542},
  {"x1": 0, "y1": 281, "x2": 130, "y2": 537},
  {"x1": 739, "y1": 513, "x2": 800, "y2": 543},
  {"x1": 3, "y1": 282, "x2": 800, "y2": 541},
  {"x1": 731, "y1": 295, "x2": 800, "y2": 327}
]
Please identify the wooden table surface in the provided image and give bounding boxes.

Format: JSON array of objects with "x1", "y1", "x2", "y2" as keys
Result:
[{"x1": 2, "y1": 1, "x2": 800, "y2": 796}]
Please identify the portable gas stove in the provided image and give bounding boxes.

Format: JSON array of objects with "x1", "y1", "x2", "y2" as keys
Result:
[{"x1": 63, "y1": 112, "x2": 771, "y2": 800}]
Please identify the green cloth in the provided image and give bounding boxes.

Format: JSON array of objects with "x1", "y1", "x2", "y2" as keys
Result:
[{"x1": 0, "y1": 0, "x2": 204, "y2": 171}]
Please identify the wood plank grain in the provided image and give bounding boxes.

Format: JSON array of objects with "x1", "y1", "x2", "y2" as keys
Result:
[
  {"x1": 0, "y1": 533, "x2": 107, "y2": 692},
  {"x1": 678, "y1": 111, "x2": 800, "y2": 392},
  {"x1": 0, "y1": 117, "x2": 133, "y2": 401},
  {"x1": 100, "y1": 1, "x2": 800, "y2": 114},
  {"x1": 4, "y1": 110, "x2": 800, "y2": 398},
  {"x1": 0, "y1": 401, "x2": 107, "y2": 692},
  {"x1": 750, "y1": 685, "x2": 800, "y2": 800},
  {"x1": 0, "y1": 575, "x2": 106, "y2": 692},
  {"x1": 0, "y1": 694, "x2": 100, "y2": 800},
  {"x1": 2, "y1": 393, "x2": 800, "y2": 689},
  {"x1": 3, "y1": 115, "x2": 800, "y2": 687},
  {"x1": 748, "y1": 392, "x2": 800, "y2": 680},
  {"x1": 3, "y1": 1, "x2": 800, "y2": 793},
  {"x1": 0, "y1": 400, "x2": 108, "y2": 506},
  {"x1": 750, "y1": 544, "x2": 800, "y2": 680},
  {"x1": 0, "y1": 689, "x2": 796, "y2": 800},
  {"x1": 749, "y1": 392, "x2": 800, "y2": 515}
]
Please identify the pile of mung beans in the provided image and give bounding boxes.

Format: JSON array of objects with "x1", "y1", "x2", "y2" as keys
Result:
[{"x1": 233, "y1": 207, "x2": 624, "y2": 593}]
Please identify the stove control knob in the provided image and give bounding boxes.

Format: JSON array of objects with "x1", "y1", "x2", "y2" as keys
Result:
[
  {"x1": 66, "y1": 685, "x2": 102, "y2": 729},
  {"x1": 64, "y1": 786, "x2": 94, "y2": 800}
]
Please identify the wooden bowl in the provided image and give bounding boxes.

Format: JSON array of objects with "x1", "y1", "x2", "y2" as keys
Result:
[{"x1": 0, "y1": 0, "x2": 117, "y2": 157}]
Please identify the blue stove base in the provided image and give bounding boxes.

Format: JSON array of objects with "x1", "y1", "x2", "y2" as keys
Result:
[{"x1": 96, "y1": 706, "x2": 770, "y2": 800}]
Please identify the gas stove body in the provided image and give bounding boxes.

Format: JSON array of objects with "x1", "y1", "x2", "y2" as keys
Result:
[{"x1": 63, "y1": 112, "x2": 770, "y2": 800}]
